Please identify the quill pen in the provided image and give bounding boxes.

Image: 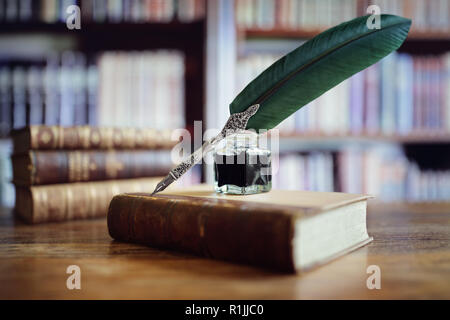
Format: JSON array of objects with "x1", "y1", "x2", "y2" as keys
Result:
[{"x1": 151, "y1": 14, "x2": 411, "y2": 195}]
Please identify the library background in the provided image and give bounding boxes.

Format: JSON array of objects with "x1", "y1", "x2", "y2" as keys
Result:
[{"x1": 1, "y1": 0, "x2": 450, "y2": 209}]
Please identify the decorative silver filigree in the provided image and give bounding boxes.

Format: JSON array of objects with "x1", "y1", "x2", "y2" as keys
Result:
[
  {"x1": 168, "y1": 104, "x2": 260, "y2": 180},
  {"x1": 170, "y1": 145, "x2": 205, "y2": 179},
  {"x1": 215, "y1": 104, "x2": 260, "y2": 142}
]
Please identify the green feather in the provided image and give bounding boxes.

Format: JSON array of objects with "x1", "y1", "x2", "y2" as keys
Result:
[{"x1": 229, "y1": 14, "x2": 411, "y2": 131}]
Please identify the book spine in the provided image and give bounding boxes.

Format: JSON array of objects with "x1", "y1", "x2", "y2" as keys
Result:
[
  {"x1": 15, "y1": 150, "x2": 173, "y2": 185},
  {"x1": 12, "y1": 67, "x2": 27, "y2": 130},
  {"x1": 15, "y1": 177, "x2": 162, "y2": 224},
  {"x1": 87, "y1": 65, "x2": 99, "y2": 125},
  {"x1": 43, "y1": 59, "x2": 61, "y2": 126},
  {"x1": 107, "y1": 194, "x2": 295, "y2": 271},
  {"x1": 0, "y1": 67, "x2": 12, "y2": 137},
  {"x1": 16, "y1": 126, "x2": 177, "y2": 153},
  {"x1": 27, "y1": 66, "x2": 44, "y2": 125}
]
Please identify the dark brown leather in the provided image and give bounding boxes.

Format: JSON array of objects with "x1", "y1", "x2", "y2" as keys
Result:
[
  {"x1": 12, "y1": 150, "x2": 173, "y2": 185},
  {"x1": 14, "y1": 178, "x2": 161, "y2": 224},
  {"x1": 107, "y1": 193, "x2": 296, "y2": 272},
  {"x1": 12, "y1": 126, "x2": 178, "y2": 154}
]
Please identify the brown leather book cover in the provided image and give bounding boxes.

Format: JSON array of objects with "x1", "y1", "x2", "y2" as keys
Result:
[
  {"x1": 12, "y1": 126, "x2": 178, "y2": 154},
  {"x1": 12, "y1": 150, "x2": 173, "y2": 186},
  {"x1": 15, "y1": 177, "x2": 163, "y2": 224},
  {"x1": 108, "y1": 186, "x2": 372, "y2": 272}
]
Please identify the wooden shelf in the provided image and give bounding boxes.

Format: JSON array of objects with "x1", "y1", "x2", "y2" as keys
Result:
[
  {"x1": 239, "y1": 27, "x2": 450, "y2": 41},
  {"x1": 0, "y1": 21, "x2": 206, "y2": 52},
  {"x1": 0, "y1": 20, "x2": 204, "y2": 33},
  {"x1": 240, "y1": 27, "x2": 321, "y2": 39}
]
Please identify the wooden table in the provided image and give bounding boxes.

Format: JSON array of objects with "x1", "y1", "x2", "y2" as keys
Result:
[{"x1": 0, "y1": 203, "x2": 449, "y2": 299}]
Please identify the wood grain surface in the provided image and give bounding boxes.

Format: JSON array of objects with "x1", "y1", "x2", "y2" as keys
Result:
[{"x1": 0, "y1": 203, "x2": 449, "y2": 299}]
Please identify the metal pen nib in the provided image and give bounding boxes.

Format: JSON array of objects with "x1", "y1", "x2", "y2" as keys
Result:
[
  {"x1": 150, "y1": 139, "x2": 212, "y2": 196},
  {"x1": 151, "y1": 174, "x2": 175, "y2": 196}
]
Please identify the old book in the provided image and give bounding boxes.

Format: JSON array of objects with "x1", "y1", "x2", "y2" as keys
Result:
[
  {"x1": 12, "y1": 149, "x2": 172, "y2": 186},
  {"x1": 15, "y1": 177, "x2": 163, "y2": 224},
  {"x1": 108, "y1": 187, "x2": 373, "y2": 272},
  {"x1": 12, "y1": 125, "x2": 177, "y2": 154}
]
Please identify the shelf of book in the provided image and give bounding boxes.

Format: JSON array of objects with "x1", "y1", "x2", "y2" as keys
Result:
[{"x1": 0, "y1": 19, "x2": 206, "y2": 138}]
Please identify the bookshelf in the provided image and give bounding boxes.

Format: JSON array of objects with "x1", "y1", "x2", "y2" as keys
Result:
[
  {"x1": 237, "y1": 25, "x2": 450, "y2": 149},
  {"x1": 0, "y1": 20, "x2": 205, "y2": 135},
  {"x1": 0, "y1": 0, "x2": 207, "y2": 206},
  {"x1": 230, "y1": 0, "x2": 450, "y2": 203},
  {"x1": 2, "y1": 0, "x2": 450, "y2": 205},
  {"x1": 234, "y1": 1, "x2": 450, "y2": 144}
]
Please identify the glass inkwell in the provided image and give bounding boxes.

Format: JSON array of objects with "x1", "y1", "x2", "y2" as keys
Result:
[{"x1": 213, "y1": 130, "x2": 271, "y2": 195}]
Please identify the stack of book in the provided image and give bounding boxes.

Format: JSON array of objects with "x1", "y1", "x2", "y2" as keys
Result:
[{"x1": 10, "y1": 125, "x2": 196, "y2": 224}]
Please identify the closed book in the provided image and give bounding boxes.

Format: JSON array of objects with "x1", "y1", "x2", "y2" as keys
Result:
[
  {"x1": 15, "y1": 177, "x2": 163, "y2": 224},
  {"x1": 108, "y1": 187, "x2": 372, "y2": 272},
  {"x1": 12, "y1": 125, "x2": 177, "y2": 154},
  {"x1": 12, "y1": 150, "x2": 172, "y2": 186}
]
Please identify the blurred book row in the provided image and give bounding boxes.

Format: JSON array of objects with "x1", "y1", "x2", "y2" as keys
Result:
[
  {"x1": 0, "y1": 125, "x2": 201, "y2": 221},
  {"x1": 4, "y1": 129, "x2": 448, "y2": 209},
  {"x1": 237, "y1": 52, "x2": 450, "y2": 135},
  {"x1": 0, "y1": 50, "x2": 185, "y2": 137},
  {"x1": 236, "y1": 0, "x2": 357, "y2": 29},
  {"x1": 0, "y1": 53, "x2": 97, "y2": 136},
  {"x1": 236, "y1": 0, "x2": 450, "y2": 31},
  {"x1": 98, "y1": 51, "x2": 185, "y2": 129},
  {"x1": 0, "y1": 0, "x2": 205, "y2": 24},
  {"x1": 272, "y1": 146, "x2": 450, "y2": 203}
]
